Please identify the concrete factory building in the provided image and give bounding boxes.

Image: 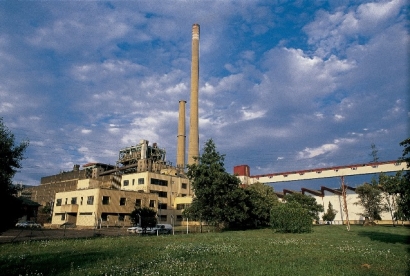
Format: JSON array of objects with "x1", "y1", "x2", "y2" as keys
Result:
[
  {"x1": 52, "y1": 187, "x2": 158, "y2": 228},
  {"x1": 24, "y1": 23, "x2": 202, "y2": 228},
  {"x1": 48, "y1": 139, "x2": 193, "y2": 228}
]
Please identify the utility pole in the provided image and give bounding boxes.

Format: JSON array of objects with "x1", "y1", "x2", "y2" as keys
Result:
[{"x1": 341, "y1": 176, "x2": 350, "y2": 231}]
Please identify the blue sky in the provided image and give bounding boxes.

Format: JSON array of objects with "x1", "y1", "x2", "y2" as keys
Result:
[{"x1": 1, "y1": 0, "x2": 408, "y2": 191}]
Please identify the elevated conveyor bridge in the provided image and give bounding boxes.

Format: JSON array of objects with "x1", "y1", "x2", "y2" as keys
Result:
[{"x1": 235, "y1": 160, "x2": 408, "y2": 185}]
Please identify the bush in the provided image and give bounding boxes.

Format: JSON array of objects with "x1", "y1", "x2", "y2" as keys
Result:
[{"x1": 270, "y1": 204, "x2": 312, "y2": 233}]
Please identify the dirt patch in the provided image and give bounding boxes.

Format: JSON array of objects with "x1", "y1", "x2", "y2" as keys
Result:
[{"x1": 0, "y1": 227, "x2": 131, "y2": 243}]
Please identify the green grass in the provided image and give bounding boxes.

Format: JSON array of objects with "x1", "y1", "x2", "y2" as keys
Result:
[{"x1": 0, "y1": 225, "x2": 409, "y2": 276}]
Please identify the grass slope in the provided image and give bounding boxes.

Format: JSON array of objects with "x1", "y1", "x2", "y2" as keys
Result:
[{"x1": 0, "y1": 225, "x2": 409, "y2": 276}]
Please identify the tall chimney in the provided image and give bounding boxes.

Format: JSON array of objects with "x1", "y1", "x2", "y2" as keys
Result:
[
  {"x1": 188, "y1": 23, "x2": 200, "y2": 165},
  {"x1": 177, "y1": 100, "x2": 186, "y2": 168}
]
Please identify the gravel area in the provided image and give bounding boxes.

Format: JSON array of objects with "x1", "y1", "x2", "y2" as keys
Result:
[{"x1": 0, "y1": 227, "x2": 132, "y2": 243}]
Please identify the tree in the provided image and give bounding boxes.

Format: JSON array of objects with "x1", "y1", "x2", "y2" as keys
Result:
[
  {"x1": 355, "y1": 182, "x2": 386, "y2": 222},
  {"x1": 322, "y1": 202, "x2": 337, "y2": 223},
  {"x1": 283, "y1": 193, "x2": 324, "y2": 222},
  {"x1": 184, "y1": 139, "x2": 248, "y2": 229},
  {"x1": 377, "y1": 172, "x2": 402, "y2": 225},
  {"x1": 242, "y1": 183, "x2": 279, "y2": 228},
  {"x1": 271, "y1": 203, "x2": 312, "y2": 233},
  {"x1": 396, "y1": 137, "x2": 410, "y2": 220},
  {"x1": 379, "y1": 138, "x2": 410, "y2": 223},
  {"x1": 370, "y1": 143, "x2": 379, "y2": 163},
  {"x1": 130, "y1": 206, "x2": 157, "y2": 233},
  {"x1": 0, "y1": 118, "x2": 29, "y2": 233}
]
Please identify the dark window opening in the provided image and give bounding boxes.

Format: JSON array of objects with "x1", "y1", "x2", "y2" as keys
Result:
[{"x1": 102, "y1": 196, "x2": 110, "y2": 205}]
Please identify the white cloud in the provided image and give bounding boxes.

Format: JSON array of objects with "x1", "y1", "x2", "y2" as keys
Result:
[
  {"x1": 297, "y1": 138, "x2": 356, "y2": 159},
  {"x1": 304, "y1": 0, "x2": 406, "y2": 58},
  {"x1": 334, "y1": 114, "x2": 345, "y2": 121},
  {"x1": 298, "y1": 143, "x2": 339, "y2": 159},
  {"x1": 240, "y1": 109, "x2": 266, "y2": 121}
]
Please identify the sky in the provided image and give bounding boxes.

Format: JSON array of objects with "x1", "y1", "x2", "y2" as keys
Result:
[{"x1": 1, "y1": 0, "x2": 408, "y2": 191}]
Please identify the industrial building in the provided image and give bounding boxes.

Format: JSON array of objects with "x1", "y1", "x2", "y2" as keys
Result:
[
  {"x1": 23, "y1": 24, "x2": 202, "y2": 228},
  {"x1": 234, "y1": 162, "x2": 409, "y2": 225},
  {"x1": 40, "y1": 139, "x2": 192, "y2": 228},
  {"x1": 21, "y1": 22, "x2": 408, "y2": 228}
]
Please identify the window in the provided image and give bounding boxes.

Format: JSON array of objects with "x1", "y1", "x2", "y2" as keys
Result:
[
  {"x1": 151, "y1": 178, "x2": 168, "y2": 187},
  {"x1": 135, "y1": 199, "x2": 141, "y2": 207},
  {"x1": 132, "y1": 179, "x2": 135, "y2": 185},
  {"x1": 80, "y1": 197, "x2": 83, "y2": 205},
  {"x1": 102, "y1": 196, "x2": 110, "y2": 205},
  {"x1": 181, "y1": 183, "x2": 187, "y2": 189},
  {"x1": 120, "y1": 197, "x2": 126, "y2": 206},
  {"x1": 87, "y1": 196, "x2": 94, "y2": 205},
  {"x1": 65, "y1": 198, "x2": 68, "y2": 205},
  {"x1": 123, "y1": 180, "x2": 129, "y2": 186},
  {"x1": 138, "y1": 178, "x2": 144, "y2": 185},
  {"x1": 158, "y1": 202, "x2": 167, "y2": 209},
  {"x1": 176, "y1": 215, "x2": 183, "y2": 221},
  {"x1": 56, "y1": 199, "x2": 62, "y2": 206},
  {"x1": 101, "y1": 213, "x2": 108, "y2": 221},
  {"x1": 150, "y1": 190, "x2": 167, "y2": 198},
  {"x1": 61, "y1": 213, "x2": 65, "y2": 221},
  {"x1": 159, "y1": 215, "x2": 167, "y2": 222},
  {"x1": 149, "y1": 200, "x2": 156, "y2": 208},
  {"x1": 79, "y1": 212, "x2": 92, "y2": 215},
  {"x1": 118, "y1": 214, "x2": 125, "y2": 221},
  {"x1": 176, "y1": 204, "x2": 185, "y2": 210},
  {"x1": 71, "y1": 197, "x2": 77, "y2": 204}
]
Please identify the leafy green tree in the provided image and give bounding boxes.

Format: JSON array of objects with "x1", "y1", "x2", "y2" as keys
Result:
[
  {"x1": 322, "y1": 202, "x2": 337, "y2": 223},
  {"x1": 283, "y1": 193, "x2": 324, "y2": 222},
  {"x1": 242, "y1": 183, "x2": 279, "y2": 228},
  {"x1": 355, "y1": 182, "x2": 386, "y2": 222},
  {"x1": 396, "y1": 138, "x2": 410, "y2": 220},
  {"x1": 0, "y1": 118, "x2": 29, "y2": 233},
  {"x1": 184, "y1": 139, "x2": 248, "y2": 229},
  {"x1": 271, "y1": 203, "x2": 312, "y2": 233},
  {"x1": 130, "y1": 207, "x2": 157, "y2": 233},
  {"x1": 377, "y1": 172, "x2": 402, "y2": 225}
]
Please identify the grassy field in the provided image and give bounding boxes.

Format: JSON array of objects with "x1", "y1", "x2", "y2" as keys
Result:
[{"x1": 0, "y1": 225, "x2": 409, "y2": 276}]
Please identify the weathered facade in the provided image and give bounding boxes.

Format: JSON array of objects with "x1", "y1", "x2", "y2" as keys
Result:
[{"x1": 52, "y1": 187, "x2": 158, "y2": 228}]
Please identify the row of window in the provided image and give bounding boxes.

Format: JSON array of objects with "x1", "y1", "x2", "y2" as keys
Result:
[
  {"x1": 55, "y1": 196, "x2": 156, "y2": 207},
  {"x1": 176, "y1": 203, "x2": 191, "y2": 210},
  {"x1": 122, "y1": 178, "x2": 188, "y2": 189},
  {"x1": 102, "y1": 196, "x2": 126, "y2": 206},
  {"x1": 123, "y1": 178, "x2": 145, "y2": 186},
  {"x1": 57, "y1": 213, "x2": 185, "y2": 222},
  {"x1": 56, "y1": 196, "x2": 94, "y2": 206}
]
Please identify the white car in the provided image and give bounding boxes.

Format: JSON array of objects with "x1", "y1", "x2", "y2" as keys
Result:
[
  {"x1": 127, "y1": 226, "x2": 140, "y2": 233},
  {"x1": 15, "y1": 221, "x2": 42, "y2": 229},
  {"x1": 127, "y1": 226, "x2": 154, "y2": 234},
  {"x1": 149, "y1": 224, "x2": 173, "y2": 235}
]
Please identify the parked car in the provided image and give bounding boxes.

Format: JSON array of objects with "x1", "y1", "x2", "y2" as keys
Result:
[
  {"x1": 149, "y1": 224, "x2": 173, "y2": 235},
  {"x1": 127, "y1": 226, "x2": 154, "y2": 234},
  {"x1": 127, "y1": 226, "x2": 140, "y2": 234},
  {"x1": 15, "y1": 221, "x2": 42, "y2": 229}
]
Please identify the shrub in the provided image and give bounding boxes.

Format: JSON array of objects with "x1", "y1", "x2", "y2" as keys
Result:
[{"x1": 270, "y1": 203, "x2": 312, "y2": 233}]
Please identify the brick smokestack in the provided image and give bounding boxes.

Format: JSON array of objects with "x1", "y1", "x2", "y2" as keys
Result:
[
  {"x1": 188, "y1": 23, "x2": 200, "y2": 165},
  {"x1": 176, "y1": 100, "x2": 186, "y2": 168}
]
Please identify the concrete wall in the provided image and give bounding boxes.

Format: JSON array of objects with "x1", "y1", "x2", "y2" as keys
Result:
[{"x1": 52, "y1": 188, "x2": 158, "y2": 228}]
